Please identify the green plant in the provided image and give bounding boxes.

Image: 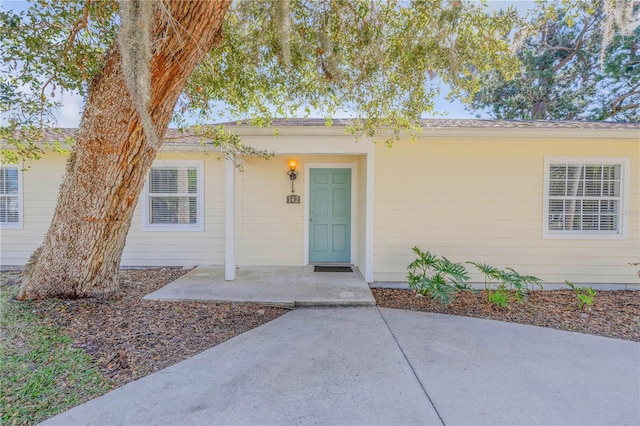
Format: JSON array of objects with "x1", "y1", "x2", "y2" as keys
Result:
[
  {"x1": 501, "y1": 268, "x2": 544, "y2": 302},
  {"x1": 469, "y1": 262, "x2": 544, "y2": 307},
  {"x1": 407, "y1": 247, "x2": 470, "y2": 305},
  {"x1": 0, "y1": 276, "x2": 111, "y2": 425},
  {"x1": 488, "y1": 288, "x2": 510, "y2": 307},
  {"x1": 467, "y1": 261, "x2": 500, "y2": 295},
  {"x1": 566, "y1": 281, "x2": 596, "y2": 311}
]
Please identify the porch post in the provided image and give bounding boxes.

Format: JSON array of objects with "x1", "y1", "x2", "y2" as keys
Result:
[
  {"x1": 225, "y1": 158, "x2": 236, "y2": 280},
  {"x1": 365, "y1": 150, "x2": 375, "y2": 283}
]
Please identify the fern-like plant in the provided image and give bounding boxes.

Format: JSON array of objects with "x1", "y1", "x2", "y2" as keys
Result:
[
  {"x1": 566, "y1": 281, "x2": 596, "y2": 311},
  {"x1": 467, "y1": 261, "x2": 501, "y2": 299},
  {"x1": 469, "y1": 262, "x2": 543, "y2": 307},
  {"x1": 488, "y1": 289, "x2": 509, "y2": 307},
  {"x1": 407, "y1": 247, "x2": 470, "y2": 305},
  {"x1": 502, "y1": 268, "x2": 544, "y2": 302}
]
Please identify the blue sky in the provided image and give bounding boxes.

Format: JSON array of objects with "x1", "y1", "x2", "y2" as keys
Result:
[{"x1": 3, "y1": 0, "x2": 538, "y2": 127}]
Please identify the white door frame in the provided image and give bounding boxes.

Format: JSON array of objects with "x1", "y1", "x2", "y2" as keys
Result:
[{"x1": 304, "y1": 163, "x2": 357, "y2": 265}]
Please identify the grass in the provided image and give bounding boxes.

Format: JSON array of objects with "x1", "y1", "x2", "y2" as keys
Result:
[{"x1": 1, "y1": 277, "x2": 111, "y2": 425}]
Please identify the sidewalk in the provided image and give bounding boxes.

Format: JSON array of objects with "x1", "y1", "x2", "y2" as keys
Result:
[{"x1": 43, "y1": 307, "x2": 640, "y2": 426}]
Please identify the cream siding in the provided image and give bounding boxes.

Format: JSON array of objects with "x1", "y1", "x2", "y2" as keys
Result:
[
  {"x1": 0, "y1": 151, "x2": 227, "y2": 268},
  {"x1": 1, "y1": 150, "x2": 365, "y2": 269},
  {"x1": 373, "y1": 137, "x2": 639, "y2": 285},
  {"x1": 1, "y1": 155, "x2": 66, "y2": 267},
  {"x1": 236, "y1": 154, "x2": 360, "y2": 266},
  {"x1": 3, "y1": 125, "x2": 638, "y2": 288},
  {"x1": 121, "y1": 151, "x2": 225, "y2": 266},
  {"x1": 235, "y1": 155, "x2": 303, "y2": 266}
]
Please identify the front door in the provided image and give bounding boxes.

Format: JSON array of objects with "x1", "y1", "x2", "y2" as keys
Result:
[{"x1": 309, "y1": 168, "x2": 351, "y2": 263}]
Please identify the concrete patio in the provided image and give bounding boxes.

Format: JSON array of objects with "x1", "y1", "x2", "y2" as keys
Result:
[{"x1": 143, "y1": 265, "x2": 376, "y2": 307}]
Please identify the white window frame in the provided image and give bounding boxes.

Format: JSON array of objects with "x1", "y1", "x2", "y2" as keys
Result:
[
  {"x1": 142, "y1": 160, "x2": 204, "y2": 232},
  {"x1": 0, "y1": 165, "x2": 23, "y2": 229},
  {"x1": 543, "y1": 157, "x2": 629, "y2": 240}
]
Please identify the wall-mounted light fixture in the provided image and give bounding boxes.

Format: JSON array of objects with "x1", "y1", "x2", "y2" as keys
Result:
[{"x1": 287, "y1": 160, "x2": 298, "y2": 193}]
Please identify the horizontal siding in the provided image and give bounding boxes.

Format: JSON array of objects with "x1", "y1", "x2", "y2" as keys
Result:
[
  {"x1": 373, "y1": 137, "x2": 639, "y2": 285},
  {"x1": 1, "y1": 155, "x2": 66, "y2": 267},
  {"x1": 121, "y1": 152, "x2": 225, "y2": 266},
  {"x1": 2, "y1": 150, "x2": 364, "y2": 269},
  {"x1": 1, "y1": 151, "x2": 227, "y2": 268},
  {"x1": 236, "y1": 154, "x2": 357, "y2": 265},
  {"x1": 3, "y1": 132, "x2": 638, "y2": 287}
]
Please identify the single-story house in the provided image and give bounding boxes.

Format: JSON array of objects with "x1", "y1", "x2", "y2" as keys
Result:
[{"x1": 1, "y1": 119, "x2": 638, "y2": 288}]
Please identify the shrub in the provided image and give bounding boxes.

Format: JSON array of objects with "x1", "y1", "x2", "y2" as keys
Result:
[
  {"x1": 407, "y1": 247, "x2": 470, "y2": 305},
  {"x1": 408, "y1": 248, "x2": 544, "y2": 307}
]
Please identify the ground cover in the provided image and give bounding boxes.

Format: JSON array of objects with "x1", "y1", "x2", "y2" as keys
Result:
[{"x1": 1, "y1": 282, "x2": 110, "y2": 425}]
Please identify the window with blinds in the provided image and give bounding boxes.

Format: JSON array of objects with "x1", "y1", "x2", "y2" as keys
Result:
[
  {"x1": 0, "y1": 166, "x2": 21, "y2": 227},
  {"x1": 143, "y1": 163, "x2": 203, "y2": 231},
  {"x1": 544, "y1": 159, "x2": 626, "y2": 238}
]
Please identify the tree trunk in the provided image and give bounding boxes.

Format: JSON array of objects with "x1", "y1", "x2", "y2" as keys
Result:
[{"x1": 18, "y1": 0, "x2": 232, "y2": 300}]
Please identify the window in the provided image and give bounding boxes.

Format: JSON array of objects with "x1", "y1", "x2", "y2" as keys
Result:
[
  {"x1": 544, "y1": 158, "x2": 628, "y2": 239},
  {"x1": 142, "y1": 162, "x2": 204, "y2": 231},
  {"x1": 0, "y1": 166, "x2": 22, "y2": 228}
]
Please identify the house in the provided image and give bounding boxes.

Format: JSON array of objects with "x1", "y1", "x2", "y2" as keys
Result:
[{"x1": 1, "y1": 119, "x2": 638, "y2": 288}]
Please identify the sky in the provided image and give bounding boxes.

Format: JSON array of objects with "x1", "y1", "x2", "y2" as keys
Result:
[{"x1": 2, "y1": 0, "x2": 538, "y2": 128}]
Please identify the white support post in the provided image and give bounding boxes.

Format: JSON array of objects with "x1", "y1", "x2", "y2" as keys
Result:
[
  {"x1": 365, "y1": 151, "x2": 375, "y2": 283},
  {"x1": 225, "y1": 158, "x2": 236, "y2": 281}
]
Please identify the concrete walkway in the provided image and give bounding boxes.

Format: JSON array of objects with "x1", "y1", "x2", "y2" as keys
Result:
[
  {"x1": 144, "y1": 265, "x2": 376, "y2": 307},
  {"x1": 43, "y1": 307, "x2": 639, "y2": 426}
]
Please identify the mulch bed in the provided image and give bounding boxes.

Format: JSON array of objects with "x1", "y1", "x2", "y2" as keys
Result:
[
  {"x1": 373, "y1": 288, "x2": 640, "y2": 342},
  {"x1": 3, "y1": 268, "x2": 288, "y2": 389}
]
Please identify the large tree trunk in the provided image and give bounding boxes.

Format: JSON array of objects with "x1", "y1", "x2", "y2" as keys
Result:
[{"x1": 18, "y1": 0, "x2": 232, "y2": 300}]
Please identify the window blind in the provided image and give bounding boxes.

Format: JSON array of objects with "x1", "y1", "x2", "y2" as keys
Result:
[
  {"x1": 548, "y1": 163, "x2": 621, "y2": 232},
  {"x1": 0, "y1": 167, "x2": 20, "y2": 224},
  {"x1": 147, "y1": 166, "x2": 198, "y2": 225}
]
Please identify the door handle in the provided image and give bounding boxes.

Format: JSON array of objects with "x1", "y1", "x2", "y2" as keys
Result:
[{"x1": 309, "y1": 218, "x2": 315, "y2": 222}]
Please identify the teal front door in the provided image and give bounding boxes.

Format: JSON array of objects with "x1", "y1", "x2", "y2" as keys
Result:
[{"x1": 309, "y1": 168, "x2": 351, "y2": 263}]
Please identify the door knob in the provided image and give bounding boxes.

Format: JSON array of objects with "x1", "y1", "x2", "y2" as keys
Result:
[{"x1": 309, "y1": 218, "x2": 315, "y2": 222}]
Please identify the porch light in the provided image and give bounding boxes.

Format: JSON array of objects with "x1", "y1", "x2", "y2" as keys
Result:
[{"x1": 287, "y1": 160, "x2": 298, "y2": 193}]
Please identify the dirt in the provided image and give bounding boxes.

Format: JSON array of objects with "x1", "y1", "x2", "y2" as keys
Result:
[{"x1": 3, "y1": 268, "x2": 639, "y2": 396}]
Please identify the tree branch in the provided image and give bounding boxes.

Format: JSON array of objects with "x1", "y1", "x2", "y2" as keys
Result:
[
  {"x1": 62, "y1": 1, "x2": 91, "y2": 60},
  {"x1": 611, "y1": 87, "x2": 640, "y2": 114},
  {"x1": 551, "y1": 15, "x2": 595, "y2": 72},
  {"x1": 39, "y1": 1, "x2": 91, "y2": 124}
]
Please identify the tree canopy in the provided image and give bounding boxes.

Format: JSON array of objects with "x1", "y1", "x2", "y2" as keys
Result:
[
  {"x1": 2, "y1": 0, "x2": 520, "y2": 158},
  {"x1": 185, "y1": 0, "x2": 520, "y2": 140},
  {"x1": 469, "y1": 0, "x2": 640, "y2": 121}
]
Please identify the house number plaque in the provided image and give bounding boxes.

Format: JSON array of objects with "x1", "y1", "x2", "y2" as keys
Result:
[{"x1": 286, "y1": 195, "x2": 301, "y2": 204}]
